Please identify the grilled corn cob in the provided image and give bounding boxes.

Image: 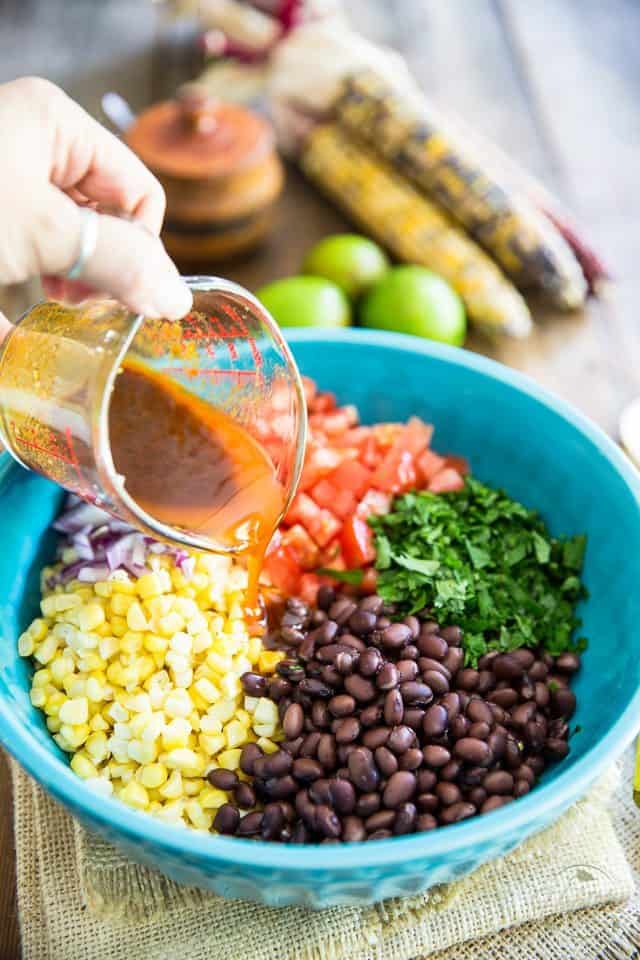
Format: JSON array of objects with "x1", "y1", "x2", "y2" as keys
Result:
[
  {"x1": 334, "y1": 70, "x2": 587, "y2": 309},
  {"x1": 300, "y1": 123, "x2": 532, "y2": 338}
]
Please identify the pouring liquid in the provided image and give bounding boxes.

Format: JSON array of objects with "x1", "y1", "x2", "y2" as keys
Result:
[{"x1": 108, "y1": 359, "x2": 284, "y2": 615}]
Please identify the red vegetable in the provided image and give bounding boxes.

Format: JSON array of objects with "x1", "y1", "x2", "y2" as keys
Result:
[{"x1": 428, "y1": 468, "x2": 465, "y2": 493}]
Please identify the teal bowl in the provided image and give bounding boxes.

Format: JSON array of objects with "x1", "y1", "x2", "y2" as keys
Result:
[{"x1": 2, "y1": 329, "x2": 640, "y2": 908}]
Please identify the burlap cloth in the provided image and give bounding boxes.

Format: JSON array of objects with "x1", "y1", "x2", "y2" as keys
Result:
[{"x1": 8, "y1": 748, "x2": 639, "y2": 960}]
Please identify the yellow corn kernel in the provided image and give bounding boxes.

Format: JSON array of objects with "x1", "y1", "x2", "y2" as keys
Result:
[
  {"x1": 33, "y1": 634, "x2": 60, "y2": 665},
  {"x1": 126, "y1": 602, "x2": 148, "y2": 632},
  {"x1": 110, "y1": 616, "x2": 128, "y2": 638},
  {"x1": 28, "y1": 618, "x2": 49, "y2": 642},
  {"x1": 110, "y1": 593, "x2": 134, "y2": 616},
  {"x1": 253, "y1": 697, "x2": 278, "y2": 727},
  {"x1": 127, "y1": 739, "x2": 158, "y2": 764},
  {"x1": 184, "y1": 801, "x2": 213, "y2": 831},
  {"x1": 44, "y1": 690, "x2": 66, "y2": 717},
  {"x1": 257, "y1": 736, "x2": 279, "y2": 755},
  {"x1": 70, "y1": 752, "x2": 99, "y2": 780},
  {"x1": 224, "y1": 720, "x2": 248, "y2": 749},
  {"x1": 193, "y1": 678, "x2": 219, "y2": 705},
  {"x1": 158, "y1": 769, "x2": 183, "y2": 799},
  {"x1": 111, "y1": 578, "x2": 136, "y2": 597},
  {"x1": 60, "y1": 723, "x2": 90, "y2": 748},
  {"x1": 207, "y1": 699, "x2": 237, "y2": 727},
  {"x1": 198, "y1": 733, "x2": 226, "y2": 757},
  {"x1": 85, "y1": 732, "x2": 109, "y2": 764},
  {"x1": 18, "y1": 632, "x2": 35, "y2": 657},
  {"x1": 94, "y1": 581, "x2": 113, "y2": 598},
  {"x1": 90, "y1": 713, "x2": 109, "y2": 732},
  {"x1": 247, "y1": 636, "x2": 262, "y2": 665},
  {"x1": 106, "y1": 661, "x2": 126, "y2": 687},
  {"x1": 200, "y1": 713, "x2": 223, "y2": 735},
  {"x1": 217, "y1": 748, "x2": 242, "y2": 771},
  {"x1": 253, "y1": 723, "x2": 277, "y2": 740},
  {"x1": 119, "y1": 780, "x2": 150, "y2": 810},
  {"x1": 49, "y1": 654, "x2": 75, "y2": 685},
  {"x1": 32, "y1": 668, "x2": 52, "y2": 689},
  {"x1": 136, "y1": 572, "x2": 165, "y2": 600},
  {"x1": 77, "y1": 652, "x2": 105, "y2": 673},
  {"x1": 164, "y1": 690, "x2": 193, "y2": 719},
  {"x1": 85, "y1": 676, "x2": 105, "y2": 702},
  {"x1": 109, "y1": 761, "x2": 135, "y2": 780},
  {"x1": 65, "y1": 676, "x2": 87, "y2": 698},
  {"x1": 46, "y1": 716, "x2": 62, "y2": 733},
  {"x1": 162, "y1": 717, "x2": 191, "y2": 749},
  {"x1": 98, "y1": 635, "x2": 119, "y2": 660},
  {"x1": 137, "y1": 763, "x2": 168, "y2": 789},
  {"x1": 183, "y1": 777, "x2": 205, "y2": 797},
  {"x1": 258, "y1": 650, "x2": 284, "y2": 673},
  {"x1": 143, "y1": 633, "x2": 168, "y2": 654},
  {"x1": 219, "y1": 673, "x2": 240, "y2": 700},
  {"x1": 164, "y1": 748, "x2": 201, "y2": 772},
  {"x1": 40, "y1": 596, "x2": 60, "y2": 618},
  {"x1": 76, "y1": 603, "x2": 105, "y2": 632},
  {"x1": 29, "y1": 687, "x2": 47, "y2": 708},
  {"x1": 145, "y1": 595, "x2": 174, "y2": 621},
  {"x1": 53, "y1": 732, "x2": 74, "y2": 753},
  {"x1": 198, "y1": 786, "x2": 228, "y2": 809},
  {"x1": 157, "y1": 612, "x2": 185, "y2": 636}
]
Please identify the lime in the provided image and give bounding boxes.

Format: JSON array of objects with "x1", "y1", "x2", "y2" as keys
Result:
[
  {"x1": 256, "y1": 276, "x2": 351, "y2": 329},
  {"x1": 302, "y1": 234, "x2": 389, "y2": 299},
  {"x1": 361, "y1": 266, "x2": 466, "y2": 346}
]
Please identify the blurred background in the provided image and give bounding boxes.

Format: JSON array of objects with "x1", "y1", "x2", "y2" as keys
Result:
[{"x1": 0, "y1": 0, "x2": 638, "y2": 425}]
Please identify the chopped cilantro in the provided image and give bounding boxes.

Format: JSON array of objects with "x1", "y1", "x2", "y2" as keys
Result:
[{"x1": 369, "y1": 477, "x2": 588, "y2": 667}]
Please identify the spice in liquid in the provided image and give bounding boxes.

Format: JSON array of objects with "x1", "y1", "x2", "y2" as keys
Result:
[{"x1": 108, "y1": 360, "x2": 284, "y2": 612}]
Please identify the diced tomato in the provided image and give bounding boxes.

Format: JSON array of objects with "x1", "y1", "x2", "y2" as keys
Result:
[
  {"x1": 305, "y1": 507, "x2": 342, "y2": 548},
  {"x1": 309, "y1": 391, "x2": 336, "y2": 414},
  {"x1": 285, "y1": 492, "x2": 319, "y2": 527},
  {"x1": 399, "y1": 417, "x2": 434, "y2": 455},
  {"x1": 333, "y1": 426, "x2": 373, "y2": 450},
  {"x1": 443, "y1": 454, "x2": 470, "y2": 476},
  {"x1": 372, "y1": 448, "x2": 417, "y2": 494},
  {"x1": 357, "y1": 489, "x2": 392, "y2": 518},
  {"x1": 361, "y1": 435, "x2": 382, "y2": 470},
  {"x1": 328, "y1": 459, "x2": 373, "y2": 498},
  {"x1": 309, "y1": 406, "x2": 358, "y2": 436},
  {"x1": 360, "y1": 567, "x2": 378, "y2": 595},
  {"x1": 428, "y1": 468, "x2": 465, "y2": 493},
  {"x1": 331, "y1": 488, "x2": 358, "y2": 519},
  {"x1": 310, "y1": 478, "x2": 339, "y2": 510},
  {"x1": 281, "y1": 524, "x2": 319, "y2": 569},
  {"x1": 416, "y1": 449, "x2": 447, "y2": 485},
  {"x1": 318, "y1": 539, "x2": 346, "y2": 569},
  {"x1": 297, "y1": 573, "x2": 322, "y2": 606},
  {"x1": 299, "y1": 445, "x2": 346, "y2": 490},
  {"x1": 263, "y1": 545, "x2": 301, "y2": 595},
  {"x1": 341, "y1": 514, "x2": 376, "y2": 568},
  {"x1": 302, "y1": 376, "x2": 317, "y2": 407},
  {"x1": 265, "y1": 528, "x2": 282, "y2": 555},
  {"x1": 372, "y1": 422, "x2": 403, "y2": 450}
]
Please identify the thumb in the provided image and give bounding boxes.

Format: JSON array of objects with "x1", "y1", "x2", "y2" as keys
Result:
[{"x1": 34, "y1": 187, "x2": 192, "y2": 320}]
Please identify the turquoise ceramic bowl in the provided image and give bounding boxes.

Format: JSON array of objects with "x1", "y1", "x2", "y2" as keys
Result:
[{"x1": 2, "y1": 329, "x2": 640, "y2": 908}]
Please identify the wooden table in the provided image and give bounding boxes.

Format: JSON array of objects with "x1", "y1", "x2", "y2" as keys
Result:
[{"x1": 1, "y1": 1, "x2": 639, "y2": 955}]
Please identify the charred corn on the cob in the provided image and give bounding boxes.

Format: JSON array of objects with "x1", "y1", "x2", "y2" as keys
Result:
[
  {"x1": 334, "y1": 70, "x2": 587, "y2": 309},
  {"x1": 300, "y1": 123, "x2": 532, "y2": 338}
]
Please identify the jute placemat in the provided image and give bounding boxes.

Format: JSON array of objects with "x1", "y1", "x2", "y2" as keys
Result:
[{"x1": 10, "y1": 748, "x2": 640, "y2": 960}]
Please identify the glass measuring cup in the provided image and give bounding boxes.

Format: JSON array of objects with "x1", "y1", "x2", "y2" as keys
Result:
[{"x1": 0, "y1": 277, "x2": 306, "y2": 555}]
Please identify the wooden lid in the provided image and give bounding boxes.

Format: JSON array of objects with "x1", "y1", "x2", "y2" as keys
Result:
[{"x1": 125, "y1": 87, "x2": 275, "y2": 181}]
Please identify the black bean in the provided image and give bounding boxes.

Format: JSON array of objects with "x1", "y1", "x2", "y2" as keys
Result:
[
  {"x1": 489, "y1": 704, "x2": 508, "y2": 725},
  {"x1": 400, "y1": 681, "x2": 433, "y2": 705},
  {"x1": 321, "y1": 665, "x2": 342, "y2": 687},
  {"x1": 458, "y1": 691, "x2": 471, "y2": 711},
  {"x1": 281, "y1": 737, "x2": 303, "y2": 757},
  {"x1": 214, "y1": 804, "x2": 240, "y2": 834},
  {"x1": 487, "y1": 729, "x2": 507, "y2": 760},
  {"x1": 419, "y1": 657, "x2": 451, "y2": 678},
  {"x1": 309, "y1": 778, "x2": 333, "y2": 805},
  {"x1": 367, "y1": 829, "x2": 393, "y2": 840},
  {"x1": 441, "y1": 625, "x2": 462, "y2": 645},
  {"x1": 423, "y1": 745, "x2": 451, "y2": 768},
  {"x1": 483, "y1": 770, "x2": 514, "y2": 795},
  {"x1": 312, "y1": 699, "x2": 331, "y2": 729},
  {"x1": 510, "y1": 701, "x2": 537, "y2": 727},
  {"x1": 468, "y1": 721, "x2": 491, "y2": 741},
  {"x1": 418, "y1": 632, "x2": 448, "y2": 659},
  {"x1": 375, "y1": 745, "x2": 399, "y2": 777},
  {"x1": 493, "y1": 654, "x2": 525, "y2": 681},
  {"x1": 488, "y1": 688, "x2": 519, "y2": 709},
  {"x1": 382, "y1": 623, "x2": 412, "y2": 649},
  {"x1": 299, "y1": 634, "x2": 317, "y2": 661},
  {"x1": 360, "y1": 702, "x2": 383, "y2": 727},
  {"x1": 261, "y1": 803, "x2": 285, "y2": 840},
  {"x1": 468, "y1": 787, "x2": 487, "y2": 808},
  {"x1": 422, "y1": 670, "x2": 450, "y2": 696},
  {"x1": 299, "y1": 732, "x2": 321, "y2": 757},
  {"x1": 481, "y1": 795, "x2": 513, "y2": 814},
  {"x1": 327, "y1": 694, "x2": 355, "y2": 718},
  {"x1": 239, "y1": 743, "x2": 263, "y2": 776},
  {"x1": 440, "y1": 802, "x2": 476, "y2": 824},
  {"x1": 520, "y1": 680, "x2": 536, "y2": 701},
  {"x1": 517, "y1": 763, "x2": 536, "y2": 785},
  {"x1": 403, "y1": 709, "x2": 425, "y2": 733},
  {"x1": 442, "y1": 647, "x2": 464, "y2": 674},
  {"x1": 293, "y1": 757, "x2": 324, "y2": 782},
  {"x1": 290, "y1": 822, "x2": 311, "y2": 843},
  {"x1": 387, "y1": 725, "x2": 415, "y2": 754},
  {"x1": 277, "y1": 660, "x2": 305, "y2": 681},
  {"x1": 240, "y1": 672, "x2": 267, "y2": 696},
  {"x1": 551, "y1": 687, "x2": 576, "y2": 719},
  {"x1": 544, "y1": 737, "x2": 570, "y2": 760},
  {"x1": 342, "y1": 635, "x2": 367, "y2": 653},
  {"x1": 330, "y1": 778, "x2": 356, "y2": 814},
  {"x1": 316, "y1": 804, "x2": 342, "y2": 838},
  {"x1": 394, "y1": 802, "x2": 417, "y2": 835},
  {"x1": 295, "y1": 790, "x2": 317, "y2": 828},
  {"x1": 417, "y1": 769, "x2": 437, "y2": 793},
  {"x1": 317, "y1": 585, "x2": 336, "y2": 610},
  {"x1": 512, "y1": 648, "x2": 535, "y2": 670},
  {"x1": 440, "y1": 759, "x2": 462, "y2": 781},
  {"x1": 355, "y1": 793, "x2": 380, "y2": 817},
  {"x1": 348, "y1": 610, "x2": 377, "y2": 635},
  {"x1": 457, "y1": 668, "x2": 479, "y2": 691},
  {"x1": 283, "y1": 702, "x2": 304, "y2": 739},
  {"x1": 316, "y1": 643, "x2": 352, "y2": 663},
  {"x1": 359, "y1": 595, "x2": 384, "y2": 614},
  {"x1": 436, "y1": 782, "x2": 462, "y2": 806},
  {"x1": 454, "y1": 738, "x2": 492, "y2": 765},
  {"x1": 344, "y1": 674, "x2": 376, "y2": 702},
  {"x1": 384, "y1": 688, "x2": 404, "y2": 726},
  {"x1": 524, "y1": 721, "x2": 546, "y2": 752},
  {"x1": 342, "y1": 815, "x2": 366, "y2": 842},
  {"x1": 311, "y1": 620, "x2": 340, "y2": 647},
  {"x1": 358, "y1": 648, "x2": 382, "y2": 677},
  {"x1": 403, "y1": 645, "x2": 419, "y2": 661},
  {"x1": 440, "y1": 692, "x2": 461, "y2": 720},
  {"x1": 460, "y1": 765, "x2": 486, "y2": 786},
  {"x1": 310, "y1": 608, "x2": 328, "y2": 626},
  {"x1": 514, "y1": 779, "x2": 531, "y2": 798},
  {"x1": 281, "y1": 626, "x2": 305, "y2": 646},
  {"x1": 264, "y1": 776, "x2": 297, "y2": 799},
  {"x1": 383, "y1": 771, "x2": 417, "y2": 808},
  {"x1": 317, "y1": 733, "x2": 337, "y2": 770},
  {"x1": 529, "y1": 661, "x2": 549, "y2": 682},
  {"x1": 528, "y1": 755, "x2": 545, "y2": 776},
  {"x1": 348, "y1": 747, "x2": 380, "y2": 792},
  {"x1": 450, "y1": 716, "x2": 470, "y2": 739},
  {"x1": 504, "y1": 736, "x2": 523, "y2": 769},
  {"x1": 549, "y1": 718, "x2": 569, "y2": 739},
  {"x1": 335, "y1": 716, "x2": 361, "y2": 744},
  {"x1": 365, "y1": 809, "x2": 396, "y2": 833},
  {"x1": 335, "y1": 651, "x2": 356, "y2": 675},
  {"x1": 476, "y1": 671, "x2": 495, "y2": 695},
  {"x1": 417, "y1": 813, "x2": 438, "y2": 832},
  {"x1": 362, "y1": 726, "x2": 391, "y2": 749},
  {"x1": 422, "y1": 704, "x2": 448, "y2": 738},
  {"x1": 328, "y1": 598, "x2": 357, "y2": 625},
  {"x1": 299, "y1": 677, "x2": 332, "y2": 698},
  {"x1": 207, "y1": 768, "x2": 238, "y2": 791},
  {"x1": 376, "y1": 662, "x2": 400, "y2": 690},
  {"x1": 398, "y1": 748, "x2": 424, "y2": 771},
  {"x1": 419, "y1": 620, "x2": 440, "y2": 635},
  {"x1": 262, "y1": 751, "x2": 293, "y2": 778},
  {"x1": 466, "y1": 699, "x2": 494, "y2": 726},
  {"x1": 236, "y1": 811, "x2": 264, "y2": 836},
  {"x1": 417, "y1": 792, "x2": 439, "y2": 813}
]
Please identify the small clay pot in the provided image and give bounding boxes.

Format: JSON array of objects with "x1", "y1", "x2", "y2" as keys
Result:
[{"x1": 125, "y1": 86, "x2": 284, "y2": 265}]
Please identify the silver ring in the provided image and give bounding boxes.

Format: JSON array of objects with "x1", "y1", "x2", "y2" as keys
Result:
[{"x1": 66, "y1": 207, "x2": 99, "y2": 280}]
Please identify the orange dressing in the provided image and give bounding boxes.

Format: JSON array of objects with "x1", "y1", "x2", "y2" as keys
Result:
[{"x1": 108, "y1": 360, "x2": 284, "y2": 614}]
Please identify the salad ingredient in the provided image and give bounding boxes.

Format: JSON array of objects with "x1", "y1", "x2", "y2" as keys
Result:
[
  {"x1": 302, "y1": 234, "x2": 389, "y2": 299},
  {"x1": 370, "y1": 479, "x2": 588, "y2": 667},
  {"x1": 334, "y1": 70, "x2": 588, "y2": 309},
  {"x1": 361, "y1": 266, "x2": 466, "y2": 347},
  {"x1": 299, "y1": 123, "x2": 532, "y2": 338},
  {"x1": 256, "y1": 276, "x2": 351, "y2": 328},
  {"x1": 213, "y1": 590, "x2": 578, "y2": 841},
  {"x1": 19, "y1": 542, "x2": 285, "y2": 826}
]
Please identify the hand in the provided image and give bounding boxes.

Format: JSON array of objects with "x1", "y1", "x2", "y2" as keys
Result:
[{"x1": 0, "y1": 77, "x2": 192, "y2": 341}]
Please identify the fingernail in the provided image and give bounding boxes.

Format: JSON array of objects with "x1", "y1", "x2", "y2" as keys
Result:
[{"x1": 151, "y1": 277, "x2": 193, "y2": 320}]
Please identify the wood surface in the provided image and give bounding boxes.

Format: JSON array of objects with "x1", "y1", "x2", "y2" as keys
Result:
[{"x1": 1, "y1": 0, "x2": 639, "y2": 955}]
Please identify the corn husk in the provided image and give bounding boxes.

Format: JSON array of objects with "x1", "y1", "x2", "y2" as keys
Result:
[
  {"x1": 333, "y1": 70, "x2": 587, "y2": 310},
  {"x1": 300, "y1": 124, "x2": 532, "y2": 338}
]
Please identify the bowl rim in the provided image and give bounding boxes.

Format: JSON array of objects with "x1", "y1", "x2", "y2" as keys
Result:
[{"x1": 2, "y1": 327, "x2": 640, "y2": 872}]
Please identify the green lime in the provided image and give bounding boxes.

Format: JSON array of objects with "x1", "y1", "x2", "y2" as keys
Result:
[
  {"x1": 256, "y1": 276, "x2": 351, "y2": 329},
  {"x1": 302, "y1": 234, "x2": 389, "y2": 299},
  {"x1": 361, "y1": 266, "x2": 466, "y2": 346}
]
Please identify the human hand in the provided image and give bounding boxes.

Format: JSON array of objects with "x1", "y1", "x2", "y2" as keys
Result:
[{"x1": 0, "y1": 77, "x2": 192, "y2": 342}]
